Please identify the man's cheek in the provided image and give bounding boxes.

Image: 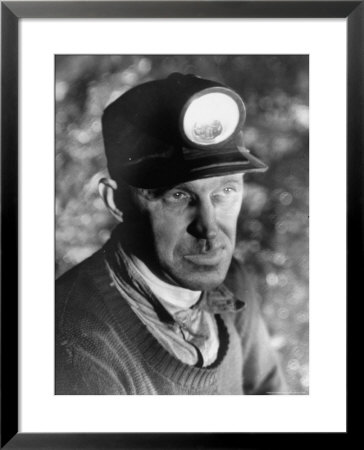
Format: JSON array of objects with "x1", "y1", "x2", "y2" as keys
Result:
[
  {"x1": 153, "y1": 230, "x2": 176, "y2": 260},
  {"x1": 218, "y1": 220, "x2": 238, "y2": 242}
]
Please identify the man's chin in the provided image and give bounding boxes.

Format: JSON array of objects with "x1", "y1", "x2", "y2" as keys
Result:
[
  {"x1": 172, "y1": 267, "x2": 229, "y2": 291},
  {"x1": 185, "y1": 278, "x2": 225, "y2": 291},
  {"x1": 160, "y1": 255, "x2": 233, "y2": 291}
]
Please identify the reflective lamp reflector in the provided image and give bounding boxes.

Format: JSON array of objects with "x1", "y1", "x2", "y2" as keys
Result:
[{"x1": 182, "y1": 92, "x2": 240, "y2": 146}]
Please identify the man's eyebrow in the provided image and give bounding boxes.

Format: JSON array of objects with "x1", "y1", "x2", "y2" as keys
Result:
[
  {"x1": 216, "y1": 177, "x2": 243, "y2": 188},
  {"x1": 220, "y1": 178, "x2": 241, "y2": 184},
  {"x1": 170, "y1": 183, "x2": 192, "y2": 191}
]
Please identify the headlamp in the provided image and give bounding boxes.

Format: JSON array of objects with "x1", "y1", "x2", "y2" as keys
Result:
[{"x1": 180, "y1": 87, "x2": 246, "y2": 148}]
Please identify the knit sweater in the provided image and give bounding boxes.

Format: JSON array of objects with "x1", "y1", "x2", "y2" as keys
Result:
[{"x1": 55, "y1": 243, "x2": 286, "y2": 395}]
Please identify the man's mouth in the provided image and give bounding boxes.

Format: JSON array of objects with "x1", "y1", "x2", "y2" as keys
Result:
[{"x1": 183, "y1": 247, "x2": 224, "y2": 266}]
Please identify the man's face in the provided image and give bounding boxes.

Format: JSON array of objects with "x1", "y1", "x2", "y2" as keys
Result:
[{"x1": 130, "y1": 174, "x2": 244, "y2": 291}]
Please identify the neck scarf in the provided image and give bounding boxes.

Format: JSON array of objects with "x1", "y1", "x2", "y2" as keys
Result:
[{"x1": 104, "y1": 228, "x2": 245, "y2": 367}]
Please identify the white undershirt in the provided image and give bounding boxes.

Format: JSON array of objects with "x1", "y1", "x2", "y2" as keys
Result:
[{"x1": 130, "y1": 255, "x2": 202, "y2": 313}]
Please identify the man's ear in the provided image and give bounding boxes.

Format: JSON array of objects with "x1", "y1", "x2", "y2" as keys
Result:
[{"x1": 98, "y1": 178, "x2": 124, "y2": 222}]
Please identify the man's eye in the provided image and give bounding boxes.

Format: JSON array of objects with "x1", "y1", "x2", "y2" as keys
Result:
[
  {"x1": 212, "y1": 186, "x2": 237, "y2": 202},
  {"x1": 174, "y1": 192, "x2": 186, "y2": 198},
  {"x1": 166, "y1": 191, "x2": 190, "y2": 202},
  {"x1": 220, "y1": 186, "x2": 237, "y2": 196},
  {"x1": 223, "y1": 187, "x2": 235, "y2": 194}
]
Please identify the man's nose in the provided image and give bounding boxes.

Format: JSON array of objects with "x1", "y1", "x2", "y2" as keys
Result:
[{"x1": 188, "y1": 198, "x2": 218, "y2": 240}]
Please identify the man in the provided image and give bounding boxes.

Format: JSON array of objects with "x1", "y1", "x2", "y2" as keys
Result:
[{"x1": 56, "y1": 73, "x2": 286, "y2": 395}]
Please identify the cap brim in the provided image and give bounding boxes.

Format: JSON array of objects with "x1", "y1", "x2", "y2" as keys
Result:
[
  {"x1": 184, "y1": 146, "x2": 268, "y2": 180},
  {"x1": 119, "y1": 146, "x2": 267, "y2": 188}
]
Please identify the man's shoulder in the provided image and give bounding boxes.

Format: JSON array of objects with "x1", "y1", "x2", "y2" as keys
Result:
[
  {"x1": 225, "y1": 256, "x2": 256, "y2": 302},
  {"x1": 223, "y1": 256, "x2": 261, "y2": 334},
  {"x1": 56, "y1": 249, "x2": 104, "y2": 290},
  {"x1": 55, "y1": 249, "x2": 108, "y2": 323}
]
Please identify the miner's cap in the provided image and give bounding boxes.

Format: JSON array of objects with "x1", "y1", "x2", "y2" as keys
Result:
[{"x1": 102, "y1": 72, "x2": 267, "y2": 189}]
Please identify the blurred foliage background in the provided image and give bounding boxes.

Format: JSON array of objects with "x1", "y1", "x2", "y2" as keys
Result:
[{"x1": 56, "y1": 55, "x2": 309, "y2": 394}]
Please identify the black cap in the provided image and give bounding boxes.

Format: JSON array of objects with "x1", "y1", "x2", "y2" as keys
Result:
[{"x1": 102, "y1": 73, "x2": 267, "y2": 188}]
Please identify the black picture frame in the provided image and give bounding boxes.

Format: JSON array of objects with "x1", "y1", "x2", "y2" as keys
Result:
[{"x1": 1, "y1": 1, "x2": 361, "y2": 448}]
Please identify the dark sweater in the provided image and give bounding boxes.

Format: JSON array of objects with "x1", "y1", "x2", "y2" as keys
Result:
[{"x1": 55, "y1": 245, "x2": 286, "y2": 395}]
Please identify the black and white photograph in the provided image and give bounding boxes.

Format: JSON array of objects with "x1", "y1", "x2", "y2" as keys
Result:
[{"x1": 55, "y1": 55, "x2": 309, "y2": 395}]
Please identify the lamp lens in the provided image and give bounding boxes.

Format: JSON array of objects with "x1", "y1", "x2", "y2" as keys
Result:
[{"x1": 183, "y1": 92, "x2": 240, "y2": 145}]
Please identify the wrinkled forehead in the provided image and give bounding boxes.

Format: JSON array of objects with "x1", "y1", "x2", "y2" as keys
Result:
[{"x1": 172, "y1": 173, "x2": 244, "y2": 192}]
